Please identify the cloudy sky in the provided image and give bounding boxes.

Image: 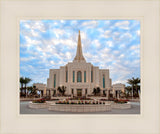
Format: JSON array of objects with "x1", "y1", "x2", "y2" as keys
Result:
[{"x1": 20, "y1": 20, "x2": 140, "y2": 86}]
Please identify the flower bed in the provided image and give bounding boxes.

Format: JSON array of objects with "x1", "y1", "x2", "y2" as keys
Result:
[
  {"x1": 114, "y1": 99, "x2": 129, "y2": 104},
  {"x1": 32, "y1": 98, "x2": 46, "y2": 103},
  {"x1": 55, "y1": 100, "x2": 105, "y2": 105},
  {"x1": 69, "y1": 97, "x2": 92, "y2": 100}
]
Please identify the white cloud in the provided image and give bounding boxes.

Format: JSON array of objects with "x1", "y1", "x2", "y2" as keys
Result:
[
  {"x1": 51, "y1": 38, "x2": 77, "y2": 49},
  {"x1": 20, "y1": 57, "x2": 36, "y2": 62},
  {"x1": 71, "y1": 20, "x2": 77, "y2": 25},
  {"x1": 113, "y1": 50, "x2": 119, "y2": 55},
  {"x1": 136, "y1": 30, "x2": 140, "y2": 36},
  {"x1": 81, "y1": 21, "x2": 98, "y2": 28},
  {"x1": 50, "y1": 61, "x2": 55, "y2": 64},
  {"x1": 53, "y1": 29, "x2": 65, "y2": 38},
  {"x1": 115, "y1": 21, "x2": 130, "y2": 30},
  {"x1": 101, "y1": 30, "x2": 111, "y2": 38},
  {"x1": 92, "y1": 40, "x2": 101, "y2": 48},
  {"x1": 65, "y1": 52, "x2": 72, "y2": 60},
  {"x1": 119, "y1": 32, "x2": 132, "y2": 40},
  {"x1": 130, "y1": 45, "x2": 140, "y2": 50},
  {"x1": 25, "y1": 36, "x2": 41, "y2": 45},
  {"x1": 119, "y1": 54, "x2": 124, "y2": 59},
  {"x1": 30, "y1": 29, "x2": 39, "y2": 37},
  {"x1": 119, "y1": 44, "x2": 125, "y2": 48},
  {"x1": 106, "y1": 41, "x2": 113, "y2": 47},
  {"x1": 84, "y1": 52, "x2": 93, "y2": 59}
]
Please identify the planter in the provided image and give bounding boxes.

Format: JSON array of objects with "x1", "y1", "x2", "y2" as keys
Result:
[
  {"x1": 111, "y1": 102, "x2": 131, "y2": 109},
  {"x1": 48, "y1": 104, "x2": 111, "y2": 112},
  {"x1": 28, "y1": 101, "x2": 47, "y2": 109}
]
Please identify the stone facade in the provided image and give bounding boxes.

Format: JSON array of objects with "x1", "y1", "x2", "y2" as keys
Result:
[{"x1": 46, "y1": 31, "x2": 124, "y2": 98}]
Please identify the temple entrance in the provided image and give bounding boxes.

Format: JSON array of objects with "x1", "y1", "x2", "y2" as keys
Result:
[{"x1": 77, "y1": 89, "x2": 82, "y2": 97}]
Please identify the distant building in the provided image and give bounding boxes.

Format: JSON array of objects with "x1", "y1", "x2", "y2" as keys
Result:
[
  {"x1": 112, "y1": 83, "x2": 125, "y2": 98},
  {"x1": 46, "y1": 31, "x2": 125, "y2": 98},
  {"x1": 33, "y1": 83, "x2": 46, "y2": 97}
]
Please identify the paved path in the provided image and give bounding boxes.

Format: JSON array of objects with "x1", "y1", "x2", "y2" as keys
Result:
[{"x1": 20, "y1": 101, "x2": 140, "y2": 114}]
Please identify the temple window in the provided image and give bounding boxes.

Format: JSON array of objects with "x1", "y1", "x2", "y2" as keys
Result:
[
  {"x1": 54, "y1": 74, "x2": 56, "y2": 88},
  {"x1": 84, "y1": 71, "x2": 86, "y2": 82},
  {"x1": 77, "y1": 71, "x2": 82, "y2": 82},
  {"x1": 91, "y1": 71, "x2": 93, "y2": 83},
  {"x1": 66, "y1": 71, "x2": 68, "y2": 82},
  {"x1": 73, "y1": 71, "x2": 75, "y2": 82},
  {"x1": 103, "y1": 74, "x2": 105, "y2": 88}
]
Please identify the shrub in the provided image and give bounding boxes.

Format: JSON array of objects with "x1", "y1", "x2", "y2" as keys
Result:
[
  {"x1": 114, "y1": 99, "x2": 128, "y2": 104},
  {"x1": 32, "y1": 98, "x2": 46, "y2": 103}
]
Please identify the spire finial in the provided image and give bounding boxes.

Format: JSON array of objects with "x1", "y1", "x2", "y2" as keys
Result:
[{"x1": 73, "y1": 30, "x2": 86, "y2": 62}]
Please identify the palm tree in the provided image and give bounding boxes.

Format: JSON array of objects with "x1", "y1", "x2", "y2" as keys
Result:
[
  {"x1": 125, "y1": 86, "x2": 132, "y2": 98},
  {"x1": 23, "y1": 77, "x2": 32, "y2": 98},
  {"x1": 127, "y1": 77, "x2": 140, "y2": 99},
  {"x1": 20, "y1": 77, "x2": 25, "y2": 96},
  {"x1": 27, "y1": 86, "x2": 38, "y2": 97},
  {"x1": 133, "y1": 78, "x2": 140, "y2": 97}
]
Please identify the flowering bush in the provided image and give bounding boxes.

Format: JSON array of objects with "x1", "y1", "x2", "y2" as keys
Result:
[
  {"x1": 69, "y1": 97, "x2": 92, "y2": 100},
  {"x1": 32, "y1": 98, "x2": 46, "y2": 103},
  {"x1": 114, "y1": 99, "x2": 128, "y2": 104},
  {"x1": 55, "y1": 100, "x2": 105, "y2": 105}
]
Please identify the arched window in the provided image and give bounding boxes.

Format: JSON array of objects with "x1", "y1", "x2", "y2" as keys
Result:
[
  {"x1": 103, "y1": 74, "x2": 105, "y2": 88},
  {"x1": 77, "y1": 71, "x2": 82, "y2": 82}
]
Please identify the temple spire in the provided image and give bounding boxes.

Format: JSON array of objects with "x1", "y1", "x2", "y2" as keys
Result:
[{"x1": 73, "y1": 30, "x2": 86, "y2": 62}]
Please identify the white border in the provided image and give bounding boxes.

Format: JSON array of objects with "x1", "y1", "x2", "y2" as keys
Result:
[{"x1": 0, "y1": 0, "x2": 159, "y2": 134}]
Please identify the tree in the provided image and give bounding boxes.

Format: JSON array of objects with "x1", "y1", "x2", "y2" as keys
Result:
[
  {"x1": 27, "y1": 86, "x2": 38, "y2": 97},
  {"x1": 96, "y1": 87, "x2": 101, "y2": 95},
  {"x1": 20, "y1": 77, "x2": 25, "y2": 96},
  {"x1": 61, "y1": 86, "x2": 66, "y2": 96},
  {"x1": 57, "y1": 86, "x2": 66, "y2": 96},
  {"x1": 92, "y1": 88, "x2": 97, "y2": 96},
  {"x1": 134, "y1": 78, "x2": 140, "y2": 97},
  {"x1": 127, "y1": 77, "x2": 140, "y2": 98},
  {"x1": 57, "y1": 86, "x2": 62, "y2": 95},
  {"x1": 92, "y1": 87, "x2": 101, "y2": 96},
  {"x1": 23, "y1": 77, "x2": 32, "y2": 98},
  {"x1": 125, "y1": 86, "x2": 132, "y2": 98}
]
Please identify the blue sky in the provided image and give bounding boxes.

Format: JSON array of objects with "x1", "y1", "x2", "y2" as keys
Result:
[{"x1": 20, "y1": 20, "x2": 140, "y2": 86}]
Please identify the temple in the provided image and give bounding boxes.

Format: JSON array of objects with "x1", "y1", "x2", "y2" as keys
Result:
[{"x1": 46, "y1": 31, "x2": 124, "y2": 98}]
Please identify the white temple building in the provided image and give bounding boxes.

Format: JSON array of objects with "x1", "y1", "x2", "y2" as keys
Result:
[{"x1": 46, "y1": 31, "x2": 125, "y2": 98}]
